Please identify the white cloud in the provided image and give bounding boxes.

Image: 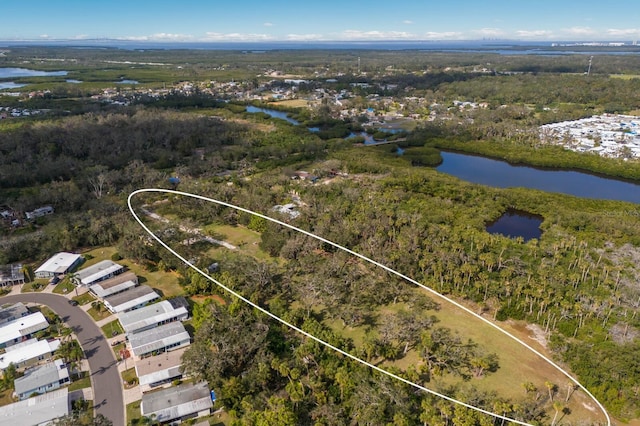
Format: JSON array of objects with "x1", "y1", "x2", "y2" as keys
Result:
[
  {"x1": 151, "y1": 33, "x2": 194, "y2": 41},
  {"x1": 339, "y1": 30, "x2": 415, "y2": 40},
  {"x1": 264, "y1": 22, "x2": 274, "y2": 27},
  {"x1": 564, "y1": 26, "x2": 595, "y2": 36},
  {"x1": 286, "y1": 33, "x2": 324, "y2": 41},
  {"x1": 422, "y1": 31, "x2": 464, "y2": 40},
  {"x1": 473, "y1": 28, "x2": 505, "y2": 37},
  {"x1": 204, "y1": 32, "x2": 274, "y2": 41},
  {"x1": 516, "y1": 30, "x2": 554, "y2": 39},
  {"x1": 39, "y1": 34, "x2": 49, "y2": 39},
  {"x1": 606, "y1": 28, "x2": 640, "y2": 37},
  {"x1": 403, "y1": 20, "x2": 413, "y2": 25}
]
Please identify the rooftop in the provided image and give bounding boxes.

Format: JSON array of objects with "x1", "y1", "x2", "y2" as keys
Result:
[
  {"x1": 14, "y1": 359, "x2": 69, "y2": 397},
  {"x1": 0, "y1": 388, "x2": 68, "y2": 426},
  {"x1": 0, "y1": 338, "x2": 61, "y2": 370},
  {"x1": 135, "y1": 347, "x2": 187, "y2": 386},
  {"x1": 0, "y1": 311, "x2": 49, "y2": 346},
  {"x1": 129, "y1": 322, "x2": 190, "y2": 357},
  {"x1": 103, "y1": 285, "x2": 160, "y2": 313},
  {"x1": 75, "y1": 260, "x2": 124, "y2": 286},
  {"x1": 0, "y1": 303, "x2": 29, "y2": 326},
  {"x1": 118, "y1": 299, "x2": 188, "y2": 334},
  {"x1": 141, "y1": 381, "x2": 212, "y2": 422},
  {"x1": 34, "y1": 252, "x2": 82, "y2": 276},
  {"x1": 90, "y1": 272, "x2": 138, "y2": 299}
]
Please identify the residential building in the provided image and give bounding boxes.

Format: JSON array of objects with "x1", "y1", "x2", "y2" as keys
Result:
[
  {"x1": 0, "y1": 311, "x2": 49, "y2": 349},
  {"x1": 74, "y1": 260, "x2": 124, "y2": 287},
  {"x1": 89, "y1": 271, "x2": 138, "y2": 299},
  {"x1": 34, "y1": 252, "x2": 83, "y2": 279},
  {"x1": 0, "y1": 388, "x2": 69, "y2": 426},
  {"x1": 13, "y1": 359, "x2": 70, "y2": 400},
  {"x1": 118, "y1": 299, "x2": 188, "y2": 335},
  {"x1": 141, "y1": 381, "x2": 213, "y2": 423},
  {"x1": 0, "y1": 338, "x2": 61, "y2": 370},
  {"x1": 135, "y1": 347, "x2": 187, "y2": 391},
  {"x1": 129, "y1": 322, "x2": 190, "y2": 359},
  {"x1": 0, "y1": 303, "x2": 29, "y2": 326},
  {"x1": 25, "y1": 206, "x2": 54, "y2": 220},
  {"x1": 0, "y1": 264, "x2": 25, "y2": 287},
  {"x1": 103, "y1": 285, "x2": 160, "y2": 314}
]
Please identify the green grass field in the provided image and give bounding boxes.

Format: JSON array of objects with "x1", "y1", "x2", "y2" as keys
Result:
[
  {"x1": 72, "y1": 292, "x2": 95, "y2": 305},
  {"x1": 100, "y1": 319, "x2": 124, "y2": 338}
]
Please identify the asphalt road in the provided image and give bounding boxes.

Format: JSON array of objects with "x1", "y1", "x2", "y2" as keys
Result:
[{"x1": 1, "y1": 294, "x2": 125, "y2": 426}]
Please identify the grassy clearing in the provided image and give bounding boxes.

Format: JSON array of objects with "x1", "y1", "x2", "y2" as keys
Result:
[
  {"x1": 268, "y1": 99, "x2": 310, "y2": 108},
  {"x1": 0, "y1": 388, "x2": 16, "y2": 406},
  {"x1": 21, "y1": 279, "x2": 47, "y2": 292},
  {"x1": 100, "y1": 319, "x2": 124, "y2": 338},
  {"x1": 126, "y1": 400, "x2": 142, "y2": 424},
  {"x1": 52, "y1": 278, "x2": 75, "y2": 295},
  {"x1": 322, "y1": 284, "x2": 604, "y2": 423},
  {"x1": 68, "y1": 374, "x2": 91, "y2": 392},
  {"x1": 203, "y1": 224, "x2": 270, "y2": 261},
  {"x1": 121, "y1": 367, "x2": 138, "y2": 386},
  {"x1": 87, "y1": 304, "x2": 112, "y2": 322},
  {"x1": 72, "y1": 292, "x2": 95, "y2": 305}
]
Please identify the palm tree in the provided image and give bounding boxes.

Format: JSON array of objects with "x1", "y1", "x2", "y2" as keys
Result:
[
  {"x1": 545, "y1": 380, "x2": 556, "y2": 402},
  {"x1": 551, "y1": 401, "x2": 564, "y2": 426}
]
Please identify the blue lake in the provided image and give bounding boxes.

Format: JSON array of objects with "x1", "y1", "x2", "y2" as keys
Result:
[
  {"x1": 245, "y1": 106, "x2": 299, "y2": 125},
  {"x1": 0, "y1": 67, "x2": 68, "y2": 78},
  {"x1": 436, "y1": 151, "x2": 640, "y2": 204},
  {"x1": 486, "y1": 209, "x2": 543, "y2": 242},
  {"x1": 116, "y1": 79, "x2": 139, "y2": 84},
  {"x1": 0, "y1": 82, "x2": 26, "y2": 89}
]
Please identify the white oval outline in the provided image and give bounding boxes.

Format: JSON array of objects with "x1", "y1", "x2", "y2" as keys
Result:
[{"x1": 128, "y1": 188, "x2": 610, "y2": 426}]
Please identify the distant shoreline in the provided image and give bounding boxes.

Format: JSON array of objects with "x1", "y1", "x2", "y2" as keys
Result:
[{"x1": 1, "y1": 39, "x2": 640, "y2": 53}]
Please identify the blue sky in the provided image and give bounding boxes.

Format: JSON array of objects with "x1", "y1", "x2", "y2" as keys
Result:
[{"x1": 2, "y1": 0, "x2": 640, "y2": 42}]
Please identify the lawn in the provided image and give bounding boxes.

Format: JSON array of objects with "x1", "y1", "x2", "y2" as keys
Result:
[
  {"x1": 52, "y1": 278, "x2": 75, "y2": 295},
  {"x1": 126, "y1": 400, "x2": 142, "y2": 424},
  {"x1": 72, "y1": 292, "x2": 95, "y2": 305},
  {"x1": 202, "y1": 223, "x2": 270, "y2": 261},
  {"x1": 87, "y1": 304, "x2": 113, "y2": 322},
  {"x1": 121, "y1": 367, "x2": 138, "y2": 387},
  {"x1": 68, "y1": 374, "x2": 91, "y2": 392},
  {"x1": 20, "y1": 279, "x2": 48, "y2": 293},
  {"x1": 100, "y1": 319, "x2": 124, "y2": 338},
  {"x1": 0, "y1": 388, "x2": 15, "y2": 406}
]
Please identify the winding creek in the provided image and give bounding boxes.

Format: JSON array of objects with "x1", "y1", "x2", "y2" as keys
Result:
[{"x1": 246, "y1": 106, "x2": 640, "y2": 204}]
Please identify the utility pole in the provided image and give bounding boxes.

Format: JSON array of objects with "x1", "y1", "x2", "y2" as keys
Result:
[
  {"x1": 357, "y1": 56, "x2": 361, "y2": 74},
  {"x1": 587, "y1": 56, "x2": 593, "y2": 76}
]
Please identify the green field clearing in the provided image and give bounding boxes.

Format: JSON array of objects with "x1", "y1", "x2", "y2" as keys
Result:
[
  {"x1": 101, "y1": 319, "x2": 124, "y2": 338},
  {"x1": 72, "y1": 292, "x2": 95, "y2": 305}
]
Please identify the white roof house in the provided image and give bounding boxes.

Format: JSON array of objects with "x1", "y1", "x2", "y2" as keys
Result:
[
  {"x1": 34, "y1": 252, "x2": 83, "y2": 279},
  {"x1": 129, "y1": 322, "x2": 190, "y2": 358},
  {"x1": 118, "y1": 300, "x2": 188, "y2": 335},
  {"x1": 135, "y1": 347, "x2": 187, "y2": 390},
  {"x1": 141, "y1": 381, "x2": 213, "y2": 424},
  {"x1": 0, "y1": 388, "x2": 69, "y2": 426},
  {"x1": 0, "y1": 338, "x2": 61, "y2": 370},
  {"x1": 75, "y1": 260, "x2": 124, "y2": 287},
  {"x1": 14, "y1": 359, "x2": 70, "y2": 400},
  {"x1": 103, "y1": 285, "x2": 160, "y2": 314},
  {"x1": 0, "y1": 302, "x2": 29, "y2": 326},
  {"x1": 0, "y1": 312, "x2": 49, "y2": 348},
  {"x1": 89, "y1": 271, "x2": 138, "y2": 299}
]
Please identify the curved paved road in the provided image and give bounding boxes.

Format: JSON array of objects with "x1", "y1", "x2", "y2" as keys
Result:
[{"x1": 1, "y1": 294, "x2": 124, "y2": 426}]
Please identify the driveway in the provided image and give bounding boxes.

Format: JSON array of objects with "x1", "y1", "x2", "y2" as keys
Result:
[{"x1": 0, "y1": 293, "x2": 125, "y2": 426}]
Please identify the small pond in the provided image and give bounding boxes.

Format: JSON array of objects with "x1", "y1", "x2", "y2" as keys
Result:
[
  {"x1": 486, "y1": 209, "x2": 543, "y2": 242},
  {"x1": 245, "y1": 106, "x2": 299, "y2": 125},
  {"x1": 0, "y1": 82, "x2": 26, "y2": 89}
]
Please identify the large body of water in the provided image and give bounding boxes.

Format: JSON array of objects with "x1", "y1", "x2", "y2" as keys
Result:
[
  {"x1": 436, "y1": 151, "x2": 640, "y2": 203},
  {"x1": 2, "y1": 40, "x2": 639, "y2": 55},
  {"x1": 0, "y1": 68, "x2": 68, "y2": 78}
]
